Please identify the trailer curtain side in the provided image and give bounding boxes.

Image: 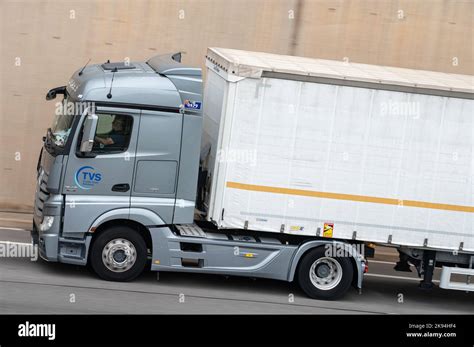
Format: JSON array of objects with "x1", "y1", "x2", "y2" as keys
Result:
[{"x1": 202, "y1": 48, "x2": 474, "y2": 253}]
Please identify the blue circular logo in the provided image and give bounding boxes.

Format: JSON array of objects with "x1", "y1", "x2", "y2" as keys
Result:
[{"x1": 75, "y1": 166, "x2": 102, "y2": 190}]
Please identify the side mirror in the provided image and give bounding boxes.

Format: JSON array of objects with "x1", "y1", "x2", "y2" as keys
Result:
[
  {"x1": 45, "y1": 86, "x2": 66, "y2": 100},
  {"x1": 80, "y1": 113, "x2": 98, "y2": 153}
]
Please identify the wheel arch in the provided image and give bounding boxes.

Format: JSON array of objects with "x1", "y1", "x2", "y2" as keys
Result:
[
  {"x1": 288, "y1": 240, "x2": 364, "y2": 289},
  {"x1": 87, "y1": 208, "x2": 167, "y2": 259},
  {"x1": 90, "y1": 219, "x2": 153, "y2": 255}
]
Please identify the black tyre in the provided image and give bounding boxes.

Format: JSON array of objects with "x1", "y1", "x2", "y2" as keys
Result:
[
  {"x1": 297, "y1": 246, "x2": 353, "y2": 300},
  {"x1": 89, "y1": 226, "x2": 147, "y2": 282}
]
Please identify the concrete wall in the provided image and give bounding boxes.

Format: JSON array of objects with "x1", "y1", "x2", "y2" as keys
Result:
[{"x1": 0, "y1": 0, "x2": 472, "y2": 211}]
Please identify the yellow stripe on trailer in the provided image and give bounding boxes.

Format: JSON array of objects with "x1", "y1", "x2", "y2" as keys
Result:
[{"x1": 226, "y1": 181, "x2": 474, "y2": 213}]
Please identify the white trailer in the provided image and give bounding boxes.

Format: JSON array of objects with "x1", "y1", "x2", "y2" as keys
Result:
[{"x1": 201, "y1": 47, "x2": 474, "y2": 292}]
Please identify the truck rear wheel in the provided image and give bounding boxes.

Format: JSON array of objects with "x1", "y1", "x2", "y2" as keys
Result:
[
  {"x1": 89, "y1": 226, "x2": 147, "y2": 282},
  {"x1": 297, "y1": 247, "x2": 353, "y2": 300}
]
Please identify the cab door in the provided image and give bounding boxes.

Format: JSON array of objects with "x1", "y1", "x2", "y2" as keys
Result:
[
  {"x1": 130, "y1": 109, "x2": 183, "y2": 224},
  {"x1": 62, "y1": 106, "x2": 139, "y2": 237}
]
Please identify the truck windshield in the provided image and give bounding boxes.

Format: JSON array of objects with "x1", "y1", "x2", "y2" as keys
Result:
[{"x1": 50, "y1": 98, "x2": 75, "y2": 147}]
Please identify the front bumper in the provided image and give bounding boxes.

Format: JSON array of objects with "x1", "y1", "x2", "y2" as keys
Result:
[
  {"x1": 33, "y1": 213, "x2": 92, "y2": 266},
  {"x1": 32, "y1": 214, "x2": 60, "y2": 262}
]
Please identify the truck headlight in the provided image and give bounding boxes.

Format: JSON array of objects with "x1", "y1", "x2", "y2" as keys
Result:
[{"x1": 39, "y1": 216, "x2": 54, "y2": 231}]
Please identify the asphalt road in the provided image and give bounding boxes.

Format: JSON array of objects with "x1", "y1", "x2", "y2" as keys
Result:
[{"x1": 0, "y1": 227, "x2": 472, "y2": 314}]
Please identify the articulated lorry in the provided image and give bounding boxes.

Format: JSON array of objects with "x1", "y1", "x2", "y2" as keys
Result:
[{"x1": 33, "y1": 48, "x2": 474, "y2": 300}]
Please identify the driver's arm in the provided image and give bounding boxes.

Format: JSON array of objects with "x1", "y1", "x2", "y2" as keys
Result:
[{"x1": 94, "y1": 136, "x2": 114, "y2": 145}]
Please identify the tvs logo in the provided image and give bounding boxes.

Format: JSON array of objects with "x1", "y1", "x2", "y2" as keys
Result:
[
  {"x1": 75, "y1": 166, "x2": 102, "y2": 190},
  {"x1": 184, "y1": 99, "x2": 201, "y2": 110}
]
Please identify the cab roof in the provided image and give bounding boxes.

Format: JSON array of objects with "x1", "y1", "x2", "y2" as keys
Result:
[{"x1": 65, "y1": 53, "x2": 202, "y2": 111}]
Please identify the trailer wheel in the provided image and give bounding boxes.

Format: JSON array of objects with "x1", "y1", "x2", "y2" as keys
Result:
[
  {"x1": 297, "y1": 247, "x2": 353, "y2": 300},
  {"x1": 89, "y1": 226, "x2": 147, "y2": 282}
]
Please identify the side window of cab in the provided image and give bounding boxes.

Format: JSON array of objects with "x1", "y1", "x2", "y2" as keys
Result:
[{"x1": 78, "y1": 113, "x2": 133, "y2": 155}]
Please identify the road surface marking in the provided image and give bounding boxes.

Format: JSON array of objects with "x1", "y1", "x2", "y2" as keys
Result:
[
  {"x1": 0, "y1": 226, "x2": 28, "y2": 231},
  {"x1": 370, "y1": 260, "x2": 397, "y2": 265},
  {"x1": 369, "y1": 260, "x2": 416, "y2": 267},
  {"x1": 366, "y1": 273, "x2": 440, "y2": 283}
]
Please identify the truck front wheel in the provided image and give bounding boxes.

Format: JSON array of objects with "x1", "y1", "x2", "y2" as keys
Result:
[
  {"x1": 297, "y1": 247, "x2": 353, "y2": 300},
  {"x1": 89, "y1": 226, "x2": 147, "y2": 282}
]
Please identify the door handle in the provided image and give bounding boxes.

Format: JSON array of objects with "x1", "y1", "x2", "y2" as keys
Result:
[{"x1": 112, "y1": 183, "x2": 130, "y2": 192}]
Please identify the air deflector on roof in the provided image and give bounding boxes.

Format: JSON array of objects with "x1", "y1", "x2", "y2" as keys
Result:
[
  {"x1": 147, "y1": 52, "x2": 201, "y2": 77},
  {"x1": 146, "y1": 52, "x2": 203, "y2": 108}
]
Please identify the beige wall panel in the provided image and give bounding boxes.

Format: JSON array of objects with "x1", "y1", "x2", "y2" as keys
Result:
[{"x1": 0, "y1": 0, "x2": 472, "y2": 210}]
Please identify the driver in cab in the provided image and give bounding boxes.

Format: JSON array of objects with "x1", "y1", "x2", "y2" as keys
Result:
[{"x1": 94, "y1": 116, "x2": 127, "y2": 148}]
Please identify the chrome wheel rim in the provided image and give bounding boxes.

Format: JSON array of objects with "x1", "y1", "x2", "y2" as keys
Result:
[
  {"x1": 309, "y1": 257, "x2": 343, "y2": 290},
  {"x1": 102, "y1": 238, "x2": 137, "y2": 273}
]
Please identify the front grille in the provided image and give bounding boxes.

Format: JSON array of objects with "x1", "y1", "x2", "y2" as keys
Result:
[{"x1": 35, "y1": 171, "x2": 50, "y2": 218}]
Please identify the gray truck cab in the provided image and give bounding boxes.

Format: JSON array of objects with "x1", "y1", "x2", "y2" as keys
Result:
[
  {"x1": 34, "y1": 53, "x2": 202, "y2": 266},
  {"x1": 33, "y1": 53, "x2": 365, "y2": 300}
]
